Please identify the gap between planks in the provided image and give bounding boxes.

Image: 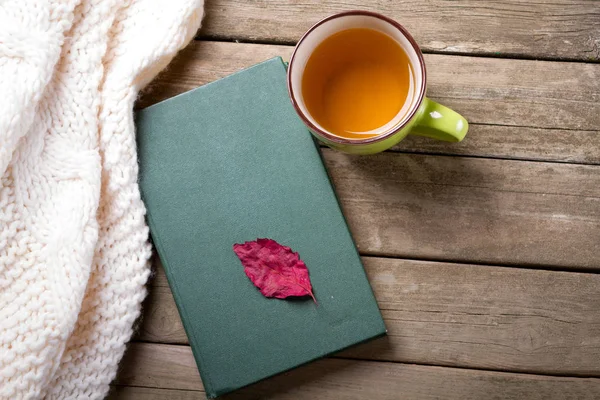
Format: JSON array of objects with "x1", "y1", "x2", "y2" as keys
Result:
[
  {"x1": 123, "y1": 340, "x2": 600, "y2": 381},
  {"x1": 358, "y1": 253, "x2": 600, "y2": 276}
]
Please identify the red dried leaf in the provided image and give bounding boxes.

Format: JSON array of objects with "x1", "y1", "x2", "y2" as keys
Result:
[{"x1": 233, "y1": 238, "x2": 316, "y2": 303}]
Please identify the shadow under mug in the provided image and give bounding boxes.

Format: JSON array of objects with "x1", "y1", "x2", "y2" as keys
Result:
[{"x1": 287, "y1": 10, "x2": 469, "y2": 155}]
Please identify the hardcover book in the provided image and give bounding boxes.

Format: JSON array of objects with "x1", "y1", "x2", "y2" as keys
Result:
[{"x1": 136, "y1": 57, "x2": 386, "y2": 398}]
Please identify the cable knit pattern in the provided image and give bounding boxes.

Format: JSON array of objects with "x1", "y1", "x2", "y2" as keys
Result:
[{"x1": 0, "y1": 1, "x2": 203, "y2": 398}]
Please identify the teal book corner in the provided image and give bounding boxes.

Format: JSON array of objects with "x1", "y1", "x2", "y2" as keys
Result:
[{"x1": 136, "y1": 57, "x2": 386, "y2": 398}]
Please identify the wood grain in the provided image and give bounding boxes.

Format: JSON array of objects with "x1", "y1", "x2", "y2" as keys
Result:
[
  {"x1": 112, "y1": 343, "x2": 600, "y2": 400},
  {"x1": 108, "y1": 387, "x2": 204, "y2": 400},
  {"x1": 137, "y1": 257, "x2": 600, "y2": 375},
  {"x1": 323, "y1": 150, "x2": 600, "y2": 268},
  {"x1": 137, "y1": 283, "x2": 185, "y2": 344},
  {"x1": 397, "y1": 125, "x2": 600, "y2": 165},
  {"x1": 199, "y1": 0, "x2": 600, "y2": 61},
  {"x1": 138, "y1": 40, "x2": 600, "y2": 163},
  {"x1": 115, "y1": 342, "x2": 202, "y2": 391}
]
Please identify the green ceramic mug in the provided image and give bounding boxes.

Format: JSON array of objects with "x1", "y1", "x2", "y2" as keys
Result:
[{"x1": 287, "y1": 10, "x2": 468, "y2": 155}]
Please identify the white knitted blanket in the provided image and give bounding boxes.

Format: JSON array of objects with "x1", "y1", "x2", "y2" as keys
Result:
[{"x1": 0, "y1": 0, "x2": 203, "y2": 398}]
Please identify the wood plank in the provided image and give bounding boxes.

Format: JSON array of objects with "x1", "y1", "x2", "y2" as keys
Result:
[
  {"x1": 399, "y1": 125, "x2": 600, "y2": 165},
  {"x1": 113, "y1": 343, "x2": 600, "y2": 399},
  {"x1": 115, "y1": 342, "x2": 202, "y2": 391},
  {"x1": 323, "y1": 150, "x2": 600, "y2": 268},
  {"x1": 138, "y1": 40, "x2": 600, "y2": 164},
  {"x1": 136, "y1": 283, "x2": 185, "y2": 344},
  {"x1": 200, "y1": 0, "x2": 600, "y2": 62},
  {"x1": 132, "y1": 142, "x2": 600, "y2": 268},
  {"x1": 108, "y1": 387, "x2": 203, "y2": 400},
  {"x1": 137, "y1": 257, "x2": 600, "y2": 375}
]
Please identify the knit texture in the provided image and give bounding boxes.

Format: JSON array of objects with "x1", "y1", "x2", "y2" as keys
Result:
[{"x1": 0, "y1": 0, "x2": 203, "y2": 398}]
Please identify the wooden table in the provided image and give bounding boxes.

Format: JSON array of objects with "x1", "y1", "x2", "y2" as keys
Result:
[{"x1": 109, "y1": 1, "x2": 600, "y2": 399}]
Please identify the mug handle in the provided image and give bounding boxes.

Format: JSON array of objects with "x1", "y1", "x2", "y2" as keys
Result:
[{"x1": 410, "y1": 97, "x2": 468, "y2": 142}]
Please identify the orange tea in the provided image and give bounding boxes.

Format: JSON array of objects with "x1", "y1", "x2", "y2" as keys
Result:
[{"x1": 302, "y1": 28, "x2": 414, "y2": 140}]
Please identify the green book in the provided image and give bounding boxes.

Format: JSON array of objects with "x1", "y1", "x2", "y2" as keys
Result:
[{"x1": 136, "y1": 57, "x2": 386, "y2": 398}]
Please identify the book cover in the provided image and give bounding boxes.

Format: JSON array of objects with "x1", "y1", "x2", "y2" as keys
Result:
[{"x1": 136, "y1": 57, "x2": 386, "y2": 398}]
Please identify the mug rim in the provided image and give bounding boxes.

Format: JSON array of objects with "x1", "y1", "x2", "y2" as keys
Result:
[{"x1": 287, "y1": 10, "x2": 427, "y2": 145}]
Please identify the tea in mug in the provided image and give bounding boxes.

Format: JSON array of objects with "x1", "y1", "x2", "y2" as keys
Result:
[{"x1": 302, "y1": 28, "x2": 414, "y2": 140}]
